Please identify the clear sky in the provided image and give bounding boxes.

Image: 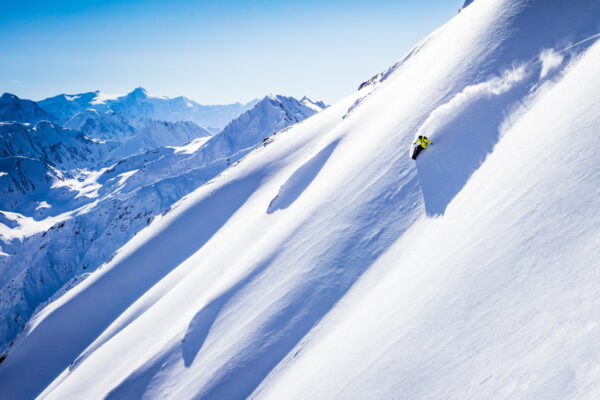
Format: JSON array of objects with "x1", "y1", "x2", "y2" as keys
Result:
[{"x1": 0, "y1": 0, "x2": 463, "y2": 105}]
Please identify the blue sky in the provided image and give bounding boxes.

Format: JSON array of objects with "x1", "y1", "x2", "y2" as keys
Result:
[{"x1": 0, "y1": 0, "x2": 462, "y2": 104}]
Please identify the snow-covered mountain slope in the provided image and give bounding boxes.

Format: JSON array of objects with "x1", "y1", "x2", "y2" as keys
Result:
[
  {"x1": 102, "y1": 94, "x2": 326, "y2": 192},
  {"x1": 300, "y1": 96, "x2": 327, "y2": 111},
  {"x1": 37, "y1": 91, "x2": 113, "y2": 124},
  {"x1": 0, "y1": 112, "x2": 208, "y2": 224},
  {"x1": 0, "y1": 121, "x2": 111, "y2": 169},
  {"x1": 38, "y1": 88, "x2": 259, "y2": 130},
  {"x1": 63, "y1": 110, "x2": 138, "y2": 140},
  {"x1": 0, "y1": 155, "x2": 85, "y2": 219},
  {"x1": 64, "y1": 109, "x2": 212, "y2": 160},
  {"x1": 3, "y1": 1, "x2": 600, "y2": 399},
  {"x1": 0, "y1": 157, "x2": 60, "y2": 212},
  {"x1": 202, "y1": 95, "x2": 326, "y2": 161},
  {"x1": 0, "y1": 93, "x2": 323, "y2": 365},
  {"x1": 0, "y1": 93, "x2": 56, "y2": 125}
]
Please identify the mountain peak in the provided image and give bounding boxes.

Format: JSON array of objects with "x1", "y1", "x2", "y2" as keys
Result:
[
  {"x1": 129, "y1": 87, "x2": 148, "y2": 98},
  {"x1": 1, "y1": 93, "x2": 19, "y2": 102},
  {"x1": 461, "y1": 0, "x2": 475, "y2": 9},
  {"x1": 261, "y1": 94, "x2": 326, "y2": 112},
  {"x1": 265, "y1": 94, "x2": 283, "y2": 102}
]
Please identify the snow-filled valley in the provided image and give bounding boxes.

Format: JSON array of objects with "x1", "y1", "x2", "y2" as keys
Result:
[{"x1": 1, "y1": 0, "x2": 600, "y2": 399}]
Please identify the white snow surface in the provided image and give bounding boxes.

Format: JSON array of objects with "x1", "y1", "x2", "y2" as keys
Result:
[{"x1": 2, "y1": 1, "x2": 600, "y2": 399}]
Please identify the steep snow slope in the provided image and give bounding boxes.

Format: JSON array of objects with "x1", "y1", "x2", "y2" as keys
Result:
[
  {"x1": 2, "y1": 1, "x2": 600, "y2": 399},
  {"x1": 0, "y1": 93, "x2": 56, "y2": 124},
  {"x1": 0, "y1": 94, "x2": 323, "y2": 362},
  {"x1": 253, "y1": 21, "x2": 600, "y2": 400}
]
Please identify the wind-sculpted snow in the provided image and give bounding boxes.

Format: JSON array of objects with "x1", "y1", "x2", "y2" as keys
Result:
[
  {"x1": 267, "y1": 140, "x2": 339, "y2": 213},
  {"x1": 3, "y1": 1, "x2": 600, "y2": 399},
  {"x1": 0, "y1": 170, "x2": 269, "y2": 400}
]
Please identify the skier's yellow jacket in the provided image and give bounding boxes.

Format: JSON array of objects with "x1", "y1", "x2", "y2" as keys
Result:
[{"x1": 414, "y1": 136, "x2": 433, "y2": 149}]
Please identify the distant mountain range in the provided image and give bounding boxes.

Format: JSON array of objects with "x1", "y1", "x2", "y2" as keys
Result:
[{"x1": 36, "y1": 87, "x2": 261, "y2": 131}]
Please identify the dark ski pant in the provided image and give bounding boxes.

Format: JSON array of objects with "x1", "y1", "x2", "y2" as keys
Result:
[{"x1": 412, "y1": 145, "x2": 424, "y2": 160}]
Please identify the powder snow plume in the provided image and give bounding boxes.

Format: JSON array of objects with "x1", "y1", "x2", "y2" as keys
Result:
[{"x1": 414, "y1": 66, "x2": 528, "y2": 143}]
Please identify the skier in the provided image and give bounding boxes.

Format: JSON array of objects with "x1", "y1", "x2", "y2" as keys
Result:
[{"x1": 411, "y1": 135, "x2": 433, "y2": 160}]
